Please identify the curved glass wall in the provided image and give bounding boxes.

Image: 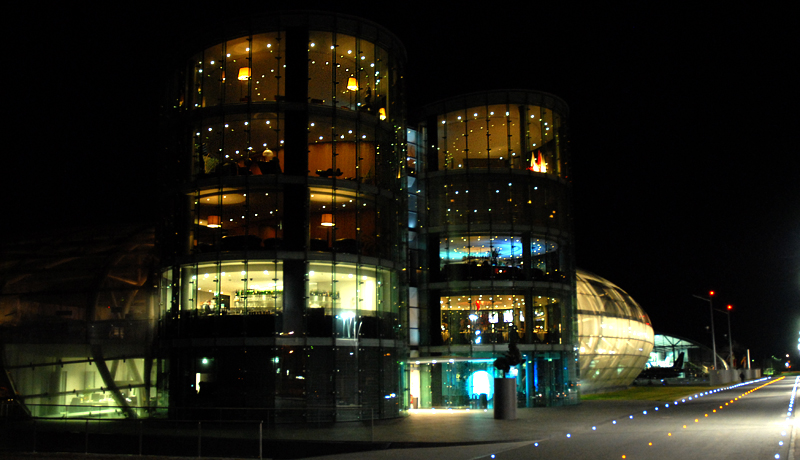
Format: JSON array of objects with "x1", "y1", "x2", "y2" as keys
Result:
[
  {"x1": 191, "y1": 113, "x2": 284, "y2": 179},
  {"x1": 189, "y1": 32, "x2": 286, "y2": 108},
  {"x1": 190, "y1": 187, "x2": 283, "y2": 252},
  {"x1": 576, "y1": 270, "x2": 654, "y2": 394},
  {"x1": 426, "y1": 175, "x2": 568, "y2": 228},
  {"x1": 440, "y1": 293, "x2": 566, "y2": 346},
  {"x1": 438, "y1": 234, "x2": 565, "y2": 282},
  {"x1": 408, "y1": 351, "x2": 574, "y2": 410},
  {"x1": 188, "y1": 29, "x2": 393, "y2": 116},
  {"x1": 170, "y1": 261, "x2": 397, "y2": 338},
  {"x1": 191, "y1": 111, "x2": 396, "y2": 185},
  {"x1": 0, "y1": 227, "x2": 160, "y2": 419},
  {"x1": 307, "y1": 31, "x2": 391, "y2": 116},
  {"x1": 437, "y1": 104, "x2": 564, "y2": 176},
  {"x1": 192, "y1": 111, "x2": 400, "y2": 185},
  {"x1": 181, "y1": 12, "x2": 405, "y2": 185},
  {"x1": 186, "y1": 183, "x2": 401, "y2": 259}
]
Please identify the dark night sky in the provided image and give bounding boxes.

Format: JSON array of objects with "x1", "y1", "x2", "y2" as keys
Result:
[{"x1": 9, "y1": 2, "x2": 799, "y2": 360}]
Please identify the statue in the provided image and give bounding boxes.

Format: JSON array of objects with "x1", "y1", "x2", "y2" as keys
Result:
[{"x1": 493, "y1": 335, "x2": 522, "y2": 376}]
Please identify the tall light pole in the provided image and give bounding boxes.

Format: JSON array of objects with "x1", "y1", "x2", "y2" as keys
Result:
[
  {"x1": 693, "y1": 291, "x2": 718, "y2": 370},
  {"x1": 725, "y1": 304, "x2": 734, "y2": 369}
]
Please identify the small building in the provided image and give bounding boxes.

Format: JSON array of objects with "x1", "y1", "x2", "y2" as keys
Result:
[{"x1": 634, "y1": 333, "x2": 731, "y2": 385}]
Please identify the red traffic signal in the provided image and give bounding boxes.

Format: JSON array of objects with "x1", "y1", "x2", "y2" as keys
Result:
[
  {"x1": 709, "y1": 290, "x2": 715, "y2": 297},
  {"x1": 727, "y1": 305, "x2": 733, "y2": 311}
]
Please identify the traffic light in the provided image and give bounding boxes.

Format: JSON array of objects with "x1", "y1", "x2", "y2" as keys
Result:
[
  {"x1": 727, "y1": 305, "x2": 733, "y2": 311},
  {"x1": 709, "y1": 290, "x2": 715, "y2": 297}
]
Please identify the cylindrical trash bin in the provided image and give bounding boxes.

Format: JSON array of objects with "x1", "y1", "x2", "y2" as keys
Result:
[
  {"x1": 479, "y1": 393, "x2": 488, "y2": 409},
  {"x1": 494, "y1": 377, "x2": 516, "y2": 420}
]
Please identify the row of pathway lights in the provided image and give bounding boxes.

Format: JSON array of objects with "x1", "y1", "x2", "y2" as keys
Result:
[
  {"x1": 411, "y1": 376, "x2": 791, "y2": 459},
  {"x1": 513, "y1": 376, "x2": 781, "y2": 459},
  {"x1": 774, "y1": 376, "x2": 798, "y2": 460}
]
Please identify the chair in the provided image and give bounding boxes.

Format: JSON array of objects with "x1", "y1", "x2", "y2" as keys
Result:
[
  {"x1": 262, "y1": 238, "x2": 283, "y2": 250},
  {"x1": 333, "y1": 238, "x2": 358, "y2": 254},
  {"x1": 256, "y1": 159, "x2": 282, "y2": 174},
  {"x1": 309, "y1": 238, "x2": 329, "y2": 251},
  {"x1": 220, "y1": 235, "x2": 263, "y2": 251}
]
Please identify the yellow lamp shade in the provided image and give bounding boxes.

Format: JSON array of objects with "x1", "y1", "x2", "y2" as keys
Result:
[
  {"x1": 321, "y1": 214, "x2": 335, "y2": 226},
  {"x1": 207, "y1": 215, "x2": 221, "y2": 228},
  {"x1": 378, "y1": 107, "x2": 387, "y2": 120},
  {"x1": 238, "y1": 67, "x2": 251, "y2": 81},
  {"x1": 347, "y1": 77, "x2": 359, "y2": 91}
]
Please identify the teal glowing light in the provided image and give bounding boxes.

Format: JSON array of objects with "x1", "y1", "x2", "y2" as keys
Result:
[{"x1": 467, "y1": 370, "x2": 494, "y2": 399}]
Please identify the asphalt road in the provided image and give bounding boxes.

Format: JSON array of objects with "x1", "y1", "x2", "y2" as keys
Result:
[{"x1": 306, "y1": 376, "x2": 799, "y2": 460}]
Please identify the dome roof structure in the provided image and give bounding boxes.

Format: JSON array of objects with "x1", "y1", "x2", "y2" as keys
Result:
[{"x1": 576, "y1": 269, "x2": 654, "y2": 394}]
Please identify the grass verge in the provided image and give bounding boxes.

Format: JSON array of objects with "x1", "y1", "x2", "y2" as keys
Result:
[{"x1": 581, "y1": 385, "x2": 726, "y2": 401}]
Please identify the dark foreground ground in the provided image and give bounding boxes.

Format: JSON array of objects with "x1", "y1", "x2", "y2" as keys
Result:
[{"x1": 1, "y1": 377, "x2": 796, "y2": 460}]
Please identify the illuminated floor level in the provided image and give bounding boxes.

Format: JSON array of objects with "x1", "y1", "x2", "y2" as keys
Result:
[{"x1": 408, "y1": 352, "x2": 578, "y2": 409}]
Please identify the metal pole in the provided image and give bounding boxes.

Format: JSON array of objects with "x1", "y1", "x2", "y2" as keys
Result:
[
  {"x1": 198, "y1": 421, "x2": 202, "y2": 458},
  {"x1": 709, "y1": 296, "x2": 718, "y2": 370},
  {"x1": 693, "y1": 294, "x2": 718, "y2": 370},
  {"x1": 727, "y1": 310, "x2": 734, "y2": 369},
  {"x1": 370, "y1": 408, "x2": 374, "y2": 443},
  {"x1": 139, "y1": 420, "x2": 143, "y2": 456},
  {"x1": 259, "y1": 421, "x2": 263, "y2": 460}
]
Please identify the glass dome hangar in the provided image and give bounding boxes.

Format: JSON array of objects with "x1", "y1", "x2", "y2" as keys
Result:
[{"x1": 576, "y1": 269, "x2": 654, "y2": 394}]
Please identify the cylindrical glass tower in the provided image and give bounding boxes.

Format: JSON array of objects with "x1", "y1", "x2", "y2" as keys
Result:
[
  {"x1": 410, "y1": 90, "x2": 579, "y2": 408},
  {"x1": 160, "y1": 12, "x2": 408, "y2": 422}
]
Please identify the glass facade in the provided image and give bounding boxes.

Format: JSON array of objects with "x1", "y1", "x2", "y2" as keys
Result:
[
  {"x1": 170, "y1": 261, "x2": 397, "y2": 338},
  {"x1": 435, "y1": 103, "x2": 565, "y2": 176},
  {"x1": 0, "y1": 227, "x2": 160, "y2": 419},
  {"x1": 160, "y1": 12, "x2": 407, "y2": 422},
  {"x1": 410, "y1": 91, "x2": 579, "y2": 408},
  {"x1": 187, "y1": 27, "x2": 397, "y2": 187},
  {"x1": 0, "y1": 12, "x2": 666, "y2": 424},
  {"x1": 408, "y1": 352, "x2": 572, "y2": 410},
  {"x1": 576, "y1": 270, "x2": 654, "y2": 393}
]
